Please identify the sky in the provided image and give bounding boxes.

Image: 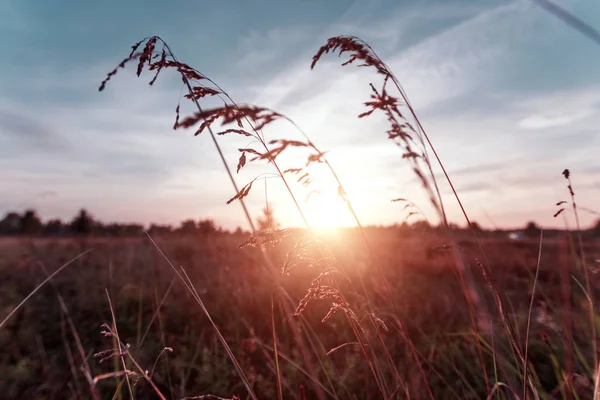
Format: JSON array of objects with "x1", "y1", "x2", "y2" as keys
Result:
[{"x1": 1, "y1": 0, "x2": 599, "y2": 230}]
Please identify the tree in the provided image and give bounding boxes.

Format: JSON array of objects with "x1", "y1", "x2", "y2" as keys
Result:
[
  {"x1": 0, "y1": 212, "x2": 21, "y2": 235},
  {"x1": 121, "y1": 224, "x2": 144, "y2": 236},
  {"x1": 44, "y1": 219, "x2": 64, "y2": 236},
  {"x1": 70, "y1": 209, "x2": 94, "y2": 236},
  {"x1": 20, "y1": 209, "x2": 42, "y2": 235},
  {"x1": 92, "y1": 222, "x2": 106, "y2": 236},
  {"x1": 445, "y1": 222, "x2": 461, "y2": 231},
  {"x1": 524, "y1": 221, "x2": 541, "y2": 238},
  {"x1": 593, "y1": 219, "x2": 600, "y2": 237},
  {"x1": 470, "y1": 222, "x2": 483, "y2": 232},
  {"x1": 257, "y1": 206, "x2": 280, "y2": 231},
  {"x1": 411, "y1": 220, "x2": 431, "y2": 234},
  {"x1": 179, "y1": 219, "x2": 197, "y2": 235},
  {"x1": 104, "y1": 223, "x2": 123, "y2": 236},
  {"x1": 198, "y1": 219, "x2": 217, "y2": 235},
  {"x1": 148, "y1": 224, "x2": 173, "y2": 235}
]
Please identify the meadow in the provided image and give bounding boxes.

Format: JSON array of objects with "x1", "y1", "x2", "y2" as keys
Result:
[
  {"x1": 1, "y1": 33, "x2": 600, "y2": 400},
  {"x1": 1, "y1": 228, "x2": 599, "y2": 399}
]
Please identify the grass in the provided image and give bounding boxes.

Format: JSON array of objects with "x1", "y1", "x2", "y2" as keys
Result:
[
  {"x1": 1, "y1": 232, "x2": 598, "y2": 398},
  {"x1": 1, "y1": 34, "x2": 599, "y2": 399}
]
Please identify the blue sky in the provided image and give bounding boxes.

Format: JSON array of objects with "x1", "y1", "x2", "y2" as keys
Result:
[{"x1": 1, "y1": 0, "x2": 599, "y2": 229}]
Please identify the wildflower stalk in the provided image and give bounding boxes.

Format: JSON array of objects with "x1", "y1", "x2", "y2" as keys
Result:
[
  {"x1": 206, "y1": 82, "x2": 395, "y2": 398},
  {"x1": 311, "y1": 35, "x2": 495, "y2": 394},
  {"x1": 101, "y1": 36, "x2": 369, "y2": 399},
  {"x1": 562, "y1": 169, "x2": 597, "y2": 371}
]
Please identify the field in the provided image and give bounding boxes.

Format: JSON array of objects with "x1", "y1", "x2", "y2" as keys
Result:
[
  {"x1": 1, "y1": 231, "x2": 599, "y2": 399},
  {"x1": 2, "y1": 13, "x2": 600, "y2": 400}
]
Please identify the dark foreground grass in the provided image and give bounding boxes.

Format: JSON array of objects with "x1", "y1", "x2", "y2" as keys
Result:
[{"x1": 1, "y1": 231, "x2": 598, "y2": 399}]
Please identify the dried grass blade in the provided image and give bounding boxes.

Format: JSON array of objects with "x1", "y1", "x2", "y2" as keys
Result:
[
  {"x1": 523, "y1": 230, "x2": 543, "y2": 399},
  {"x1": 145, "y1": 232, "x2": 258, "y2": 400},
  {"x1": 105, "y1": 290, "x2": 135, "y2": 399},
  {"x1": 0, "y1": 249, "x2": 93, "y2": 329}
]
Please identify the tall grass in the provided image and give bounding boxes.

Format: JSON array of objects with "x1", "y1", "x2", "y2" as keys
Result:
[{"x1": 0, "y1": 33, "x2": 598, "y2": 399}]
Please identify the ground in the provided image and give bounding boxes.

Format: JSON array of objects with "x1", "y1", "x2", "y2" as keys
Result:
[{"x1": 0, "y1": 230, "x2": 598, "y2": 399}]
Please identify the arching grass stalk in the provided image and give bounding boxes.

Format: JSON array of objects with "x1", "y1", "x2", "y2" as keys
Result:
[
  {"x1": 0, "y1": 249, "x2": 94, "y2": 329},
  {"x1": 192, "y1": 85, "x2": 393, "y2": 399},
  {"x1": 524, "y1": 230, "x2": 544, "y2": 399},
  {"x1": 100, "y1": 36, "x2": 259, "y2": 400},
  {"x1": 310, "y1": 35, "x2": 495, "y2": 394},
  {"x1": 182, "y1": 59, "x2": 400, "y2": 397},
  {"x1": 353, "y1": 35, "x2": 541, "y2": 397},
  {"x1": 263, "y1": 113, "x2": 433, "y2": 399},
  {"x1": 100, "y1": 36, "x2": 382, "y2": 398},
  {"x1": 556, "y1": 168, "x2": 598, "y2": 382}
]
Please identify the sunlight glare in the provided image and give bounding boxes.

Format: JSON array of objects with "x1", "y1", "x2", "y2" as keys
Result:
[{"x1": 304, "y1": 190, "x2": 354, "y2": 230}]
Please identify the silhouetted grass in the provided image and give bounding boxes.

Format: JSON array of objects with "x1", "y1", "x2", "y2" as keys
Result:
[
  {"x1": 1, "y1": 34, "x2": 599, "y2": 400},
  {"x1": 1, "y1": 232, "x2": 599, "y2": 399}
]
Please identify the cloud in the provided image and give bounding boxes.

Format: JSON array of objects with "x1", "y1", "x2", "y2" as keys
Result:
[
  {"x1": 0, "y1": 59, "x2": 238, "y2": 221},
  {"x1": 250, "y1": 1, "x2": 528, "y2": 112},
  {"x1": 454, "y1": 181, "x2": 493, "y2": 194},
  {"x1": 516, "y1": 87, "x2": 600, "y2": 129},
  {"x1": 0, "y1": 108, "x2": 68, "y2": 155},
  {"x1": 519, "y1": 110, "x2": 595, "y2": 129},
  {"x1": 234, "y1": 27, "x2": 312, "y2": 72}
]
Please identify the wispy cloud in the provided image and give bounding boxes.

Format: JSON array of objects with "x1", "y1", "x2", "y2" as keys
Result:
[
  {"x1": 517, "y1": 88, "x2": 600, "y2": 129},
  {"x1": 519, "y1": 110, "x2": 594, "y2": 129}
]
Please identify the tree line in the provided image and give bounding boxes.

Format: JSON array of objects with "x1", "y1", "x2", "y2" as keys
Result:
[
  {"x1": 0, "y1": 208, "x2": 243, "y2": 237},
  {"x1": 0, "y1": 207, "x2": 598, "y2": 238},
  {"x1": 0, "y1": 207, "x2": 285, "y2": 237}
]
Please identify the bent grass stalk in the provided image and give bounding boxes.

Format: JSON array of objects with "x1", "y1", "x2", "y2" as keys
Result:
[
  {"x1": 143, "y1": 232, "x2": 257, "y2": 400},
  {"x1": 105, "y1": 289, "x2": 135, "y2": 399},
  {"x1": 563, "y1": 169, "x2": 597, "y2": 370},
  {"x1": 37, "y1": 261, "x2": 101, "y2": 400},
  {"x1": 0, "y1": 249, "x2": 94, "y2": 329},
  {"x1": 101, "y1": 34, "x2": 462, "y2": 398},
  {"x1": 281, "y1": 111, "x2": 437, "y2": 398},
  {"x1": 310, "y1": 34, "x2": 494, "y2": 395},
  {"x1": 524, "y1": 229, "x2": 544, "y2": 399},
  {"x1": 103, "y1": 36, "x2": 369, "y2": 399},
  {"x1": 104, "y1": 36, "x2": 392, "y2": 397},
  {"x1": 229, "y1": 118, "x2": 392, "y2": 396},
  {"x1": 206, "y1": 71, "x2": 418, "y2": 396}
]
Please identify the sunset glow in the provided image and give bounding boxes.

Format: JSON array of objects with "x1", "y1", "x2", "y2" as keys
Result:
[
  {"x1": 304, "y1": 190, "x2": 355, "y2": 229},
  {"x1": 1, "y1": 1, "x2": 600, "y2": 398}
]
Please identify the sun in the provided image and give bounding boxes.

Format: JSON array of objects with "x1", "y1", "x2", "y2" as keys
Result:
[{"x1": 303, "y1": 190, "x2": 355, "y2": 230}]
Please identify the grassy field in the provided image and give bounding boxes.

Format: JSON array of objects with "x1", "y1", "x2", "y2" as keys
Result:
[
  {"x1": 2, "y1": 31, "x2": 600, "y2": 400},
  {"x1": 1, "y1": 231, "x2": 599, "y2": 399}
]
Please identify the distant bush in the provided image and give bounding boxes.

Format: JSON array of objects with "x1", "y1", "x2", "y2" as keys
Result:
[
  {"x1": 20, "y1": 209, "x2": 42, "y2": 235},
  {"x1": 70, "y1": 209, "x2": 94, "y2": 236}
]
